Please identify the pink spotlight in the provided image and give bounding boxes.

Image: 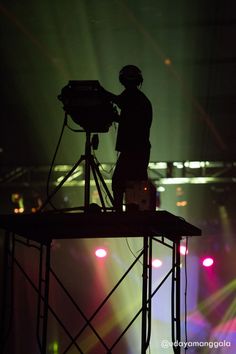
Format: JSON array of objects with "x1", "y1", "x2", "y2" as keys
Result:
[
  {"x1": 152, "y1": 259, "x2": 163, "y2": 268},
  {"x1": 95, "y1": 248, "x2": 107, "y2": 258},
  {"x1": 180, "y1": 245, "x2": 188, "y2": 256},
  {"x1": 202, "y1": 257, "x2": 214, "y2": 267}
]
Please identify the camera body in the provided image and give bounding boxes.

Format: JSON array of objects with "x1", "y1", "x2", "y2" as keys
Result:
[{"x1": 58, "y1": 80, "x2": 118, "y2": 132}]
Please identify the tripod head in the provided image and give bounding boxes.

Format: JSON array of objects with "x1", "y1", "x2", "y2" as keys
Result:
[{"x1": 58, "y1": 80, "x2": 118, "y2": 132}]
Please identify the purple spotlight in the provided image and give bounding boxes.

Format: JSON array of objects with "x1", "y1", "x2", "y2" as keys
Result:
[{"x1": 202, "y1": 257, "x2": 214, "y2": 267}]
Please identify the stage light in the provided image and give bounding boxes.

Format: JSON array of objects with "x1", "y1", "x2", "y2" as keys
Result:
[
  {"x1": 95, "y1": 248, "x2": 107, "y2": 258},
  {"x1": 49, "y1": 341, "x2": 59, "y2": 354},
  {"x1": 14, "y1": 207, "x2": 24, "y2": 214},
  {"x1": 202, "y1": 257, "x2": 214, "y2": 267},
  {"x1": 176, "y1": 186, "x2": 188, "y2": 207},
  {"x1": 152, "y1": 258, "x2": 163, "y2": 268},
  {"x1": 164, "y1": 58, "x2": 172, "y2": 65},
  {"x1": 180, "y1": 244, "x2": 188, "y2": 255},
  {"x1": 11, "y1": 193, "x2": 24, "y2": 212},
  {"x1": 176, "y1": 200, "x2": 188, "y2": 207}
]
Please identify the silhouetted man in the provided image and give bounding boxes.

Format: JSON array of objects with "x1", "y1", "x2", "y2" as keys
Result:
[{"x1": 103, "y1": 65, "x2": 152, "y2": 210}]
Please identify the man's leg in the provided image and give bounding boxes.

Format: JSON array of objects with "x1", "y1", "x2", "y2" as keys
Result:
[
  {"x1": 112, "y1": 153, "x2": 127, "y2": 211},
  {"x1": 112, "y1": 149, "x2": 150, "y2": 211}
]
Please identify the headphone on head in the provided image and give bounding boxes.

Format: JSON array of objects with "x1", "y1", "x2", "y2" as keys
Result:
[{"x1": 119, "y1": 65, "x2": 143, "y2": 86}]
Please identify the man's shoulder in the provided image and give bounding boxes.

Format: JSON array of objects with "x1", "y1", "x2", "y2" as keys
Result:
[
  {"x1": 136, "y1": 89, "x2": 151, "y2": 102},
  {"x1": 137, "y1": 91, "x2": 152, "y2": 113},
  {"x1": 123, "y1": 88, "x2": 150, "y2": 101}
]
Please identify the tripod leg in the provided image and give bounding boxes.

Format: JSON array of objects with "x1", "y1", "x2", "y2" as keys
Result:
[
  {"x1": 90, "y1": 158, "x2": 114, "y2": 208},
  {"x1": 38, "y1": 156, "x2": 85, "y2": 212},
  {"x1": 90, "y1": 160, "x2": 106, "y2": 209}
]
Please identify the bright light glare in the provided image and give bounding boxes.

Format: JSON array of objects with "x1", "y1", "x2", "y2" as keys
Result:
[
  {"x1": 202, "y1": 257, "x2": 214, "y2": 267},
  {"x1": 180, "y1": 245, "x2": 188, "y2": 255},
  {"x1": 95, "y1": 248, "x2": 107, "y2": 258},
  {"x1": 164, "y1": 58, "x2": 172, "y2": 65},
  {"x1": 152, "y1": 259, "x2": 162, "y2": 268}
]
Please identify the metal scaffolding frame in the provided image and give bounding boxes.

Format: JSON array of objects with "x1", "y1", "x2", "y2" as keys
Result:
[
  {"x1": 0, "y1": 211, "x2": 201, "y2": 354},
  {"x1": 0, "y1": 161, "x2": 236, "y2": 189}
]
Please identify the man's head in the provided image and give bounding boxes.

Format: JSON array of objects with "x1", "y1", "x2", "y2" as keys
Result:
[{"x1": 119, "y1": 65, "x2": 143, "y2": 88}]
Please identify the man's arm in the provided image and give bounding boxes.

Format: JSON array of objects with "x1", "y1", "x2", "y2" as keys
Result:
[
  {"x1": 99, "y1": 86, "x2": 121, "y2": 122},
  {"x1": 100, "y1": 86, "x2": 122, "y2": 107}
]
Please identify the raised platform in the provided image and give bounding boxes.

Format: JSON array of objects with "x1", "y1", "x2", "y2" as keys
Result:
[{"x1": 0, "y1": 210, "x2": 201, "y2": 243}]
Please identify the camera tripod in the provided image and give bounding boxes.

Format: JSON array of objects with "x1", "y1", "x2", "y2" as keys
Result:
[{"x1": 39, "y1": 131, "x2": 114, "y2": 212}]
